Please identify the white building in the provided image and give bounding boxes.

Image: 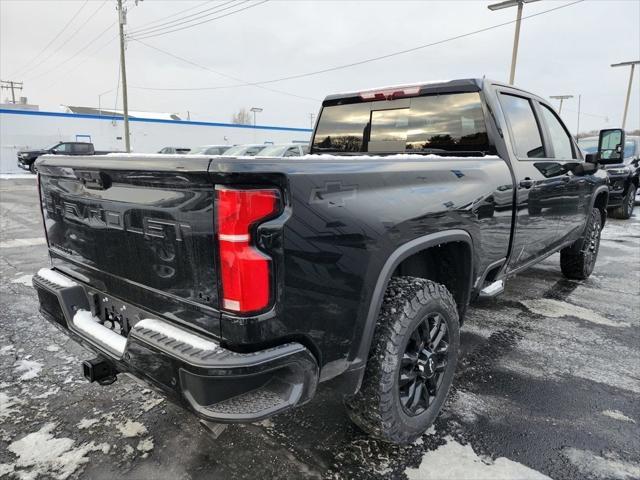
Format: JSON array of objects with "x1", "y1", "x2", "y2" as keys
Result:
[{"x1": 0, "y1": 107, "x2": 312, "y2": 174}]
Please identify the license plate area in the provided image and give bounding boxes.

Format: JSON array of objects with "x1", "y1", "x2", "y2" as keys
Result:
[{"x1": 86, "y1": 291, "x2": 148, "y2": 338}]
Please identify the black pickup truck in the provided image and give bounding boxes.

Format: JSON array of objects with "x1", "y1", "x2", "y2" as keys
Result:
[
  {"x1": 17, "y1": 142, "x2": 115, "y2": 174},
  {"x1": 32, "y1": 79, "x2": 623, "y2": 444}
]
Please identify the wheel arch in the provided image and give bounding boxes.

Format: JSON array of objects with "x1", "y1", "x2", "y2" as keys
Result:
[
  {"x1": 591, "y1": 186, "x2": 609, "y2": 226},
  {"x1": 353, "y1": 230, "x2": 474, "y2": 372}
]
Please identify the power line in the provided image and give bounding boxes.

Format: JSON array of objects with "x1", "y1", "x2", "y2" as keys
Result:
[
  {"x1": 9, "y1": 0, "x2": 89, "y2": 78},
  {"x1": 130, "y1": 39, "x2": 319, "y2": 102},
  {"x1": 28, "y1": 22, "x2": 116, "y2": 82},
  {"x1": 128, "y1": 0, "x2": 269, "y2": 41},
  {"x1": 131, "y1": 0, "x2": 584, "y2": 91},
  {"x1": 128, "y1": 0, "x2": 214, "y2": 32},
  {"x1": 42, "y1": 34, "x2": 118, "y2": 90},
  {"x1": 127, "y1": 0, "x2": 240, "y2": 37},
  {"x1": 21, "y1": 0, "x2": 109, "y2": 80}
]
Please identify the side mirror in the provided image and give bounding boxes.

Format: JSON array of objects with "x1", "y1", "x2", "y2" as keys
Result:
[
  {"x1": 597, "y1": 128, "x2": 625, "y2": 164},
  {"x1": 585, "y1": 153, "x2": 598, "y2": 164}
]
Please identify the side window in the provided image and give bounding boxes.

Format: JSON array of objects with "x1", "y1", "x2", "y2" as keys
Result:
[
  {"x1": 54, "y1": 143, "x2": 68, "y2": 153},
  {"x1": 499, "y1": 94, "x2": 545, "y2": 159},
  {"x1": 540, "y1": 105, "x2": 575, "y2": 159}
]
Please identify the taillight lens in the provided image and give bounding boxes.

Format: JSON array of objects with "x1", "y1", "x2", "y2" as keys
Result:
[{"x1": 216, "y1": 186, "x2": 279, "y2": 313}]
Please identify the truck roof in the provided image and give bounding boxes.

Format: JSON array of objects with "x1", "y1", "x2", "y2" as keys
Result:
[{"x1": 322, "y1": 78, "x2": 542, "y2": 105}]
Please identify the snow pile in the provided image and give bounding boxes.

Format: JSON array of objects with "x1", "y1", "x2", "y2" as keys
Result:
[
  {"x1": 37, "y1": 268, "x2": 76, "y2": 288},
  {"x1": 564, "y1": 447, "x2": 640, "y2": 479},
  {"x1": 4, "y1": 423, "x2": 106, "y2": 480},
  {"x1": 13, "y1": 359, "x2": 43, "y2": 381},
  {"x1": 116, "y1": 420, "x2": 148, "y2": 438},
  {"x1": 134, "y1": 319, "x2": 218, "y2": 351},
  {"x1": 405, "y1": 437, "x2": 551, "y2": 480},
  {"x1": 137, "y1": 437, "x2": 154, "y2": 453}
]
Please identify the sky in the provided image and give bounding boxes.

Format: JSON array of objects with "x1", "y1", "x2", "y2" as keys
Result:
[{"x1": 1, "y1": 0, "x2": 639, "y2": 132}]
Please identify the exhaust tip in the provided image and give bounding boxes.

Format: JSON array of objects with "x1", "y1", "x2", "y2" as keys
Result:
[{"x1": 82, "y1": 357, "x2": 117, "y2": 385}]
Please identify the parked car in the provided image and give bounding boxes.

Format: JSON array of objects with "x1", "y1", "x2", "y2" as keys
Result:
[
  {"x1": 579, "y1": 135, "x2": 639, "y2": 218},
  {"x1": 17, "y1": 142, "x2": 115, "y2": 174},
  {"x1": 255, "y1": 143, "x2": 309, "y2": 157},
  {"x1": 33, "y1": 78, "x2": 617, "y2": 444},
  {"x1": 189, "y1": 145, "x2": 232, "y2": 155},
  {"x1": 220, "y1": 144, "x2": 270, "y2": 156},
  {"x1": 158, "y1": 147, "x2": 191, "y2": 154}
]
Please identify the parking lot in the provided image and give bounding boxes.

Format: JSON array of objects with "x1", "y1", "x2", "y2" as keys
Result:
[{"x1": 0, "y1": 176, "x2": 638, "y2": 480}]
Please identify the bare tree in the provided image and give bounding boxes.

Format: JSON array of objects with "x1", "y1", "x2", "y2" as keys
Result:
[{"x1": 232, "y1": 108, "x2": 252, "y2": 125}]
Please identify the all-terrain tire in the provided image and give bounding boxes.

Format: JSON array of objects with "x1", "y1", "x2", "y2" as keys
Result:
[
  {"x1": 560, "y1": 208, "x2": 602, "y2": 280},
  {"x1": 610, "y1": 184, "x2": 636, "y2": 220},
  {"x1": 345, "y1": 276, "x2": 460, "y2": 444}
]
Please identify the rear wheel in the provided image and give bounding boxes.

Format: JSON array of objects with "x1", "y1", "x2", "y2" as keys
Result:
[
  {"x1": 560, "y1": 208, "x2": 602, "y2": 279},
  {"x1": 345, "y1": 276, "x2": 459, "y2": 444},
  {"x1": 610, "y1": 184, "x2": 636, "y2": 219}
]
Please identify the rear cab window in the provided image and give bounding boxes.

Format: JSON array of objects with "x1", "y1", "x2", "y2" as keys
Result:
[{"x1": 312, "y1": 91, "x2": 493, "y2": 155}]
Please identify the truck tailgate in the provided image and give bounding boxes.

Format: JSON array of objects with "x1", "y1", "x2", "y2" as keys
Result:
[{"x1": 37, "y1": 155, "x2": 220, "y2": 336}]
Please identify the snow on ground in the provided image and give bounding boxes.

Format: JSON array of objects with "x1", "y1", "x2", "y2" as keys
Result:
[
  {"x1": 563, "y1": 448, "x2": 640, "y2": 480},
  {"x1": 13, "y1": 359, "x2": 43, "y2": 381},
  {"x1": 116, "y1": 420, "x2": 148, "y2": 438},
  {"x1": 0, "y1": 392, "x2": 22, "y2": 422},
  {"x1": 0, "y1": 174, "x2": 34, "y2": 180},
  {"x1": 0, "y1": 238, "x2": 46, "y2": 249},
  {"x1": 2, "y1": 422, "x2": 109, "y2": 480},
  {"x1": 10, "y1": 274, "x2": 33, "y2": 287},
  {"x1": 519, "y1": 298, "x2": 627, "y2": 327},
  {"x1": 77, "y1": 418, "x2": 100, "y2": 430},
  {"x1": 405, "y1": 436, "x2": 551, "y2": 480},
  {"x1": 602, "y1": 410, "x2": 636, "y2": 423}
]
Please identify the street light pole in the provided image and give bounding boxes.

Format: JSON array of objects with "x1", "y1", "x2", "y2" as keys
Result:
[
  {"x1": 550, "y1": 95, "x2": 573, "y2": 115},
  {"x1": 488, "y1": 0, "x2": 541, "y2": 85},
  {"x1": 97, "y1": 88, "x2": 113, "y2": 117},
  {"x1": 250, "y1": 107, "x2": 263, "y2": 127},
  {"x1": 611, "y1": 60, "x2": 639, "y2": 130},
  {"x1": 117, "y1": 0, "x2": 131, "y2": 152}
]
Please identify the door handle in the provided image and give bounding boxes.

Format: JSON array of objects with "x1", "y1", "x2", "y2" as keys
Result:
[{"x1": 519, "y1": 178, "x2": 534, "y2": 189}]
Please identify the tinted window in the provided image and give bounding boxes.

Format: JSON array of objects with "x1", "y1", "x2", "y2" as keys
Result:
[
  {"x1": 499, "y1": 94, "x2": 545, "y2": 158},
  {"x1": 313, "y1": 103, "x2": 371, "y2": 152},
  {"x1": 406, "y1": 93, "x2": 489, "y2": 152},
  {"x1": 540, "y1": 105, "x2": 574, "y2": 159},
  {"x1": 73, "y1": 143, "x2": 92, "y2": 154},
  {"x1": 313, "y1": 92, "x2": 491, "y2": 154}
]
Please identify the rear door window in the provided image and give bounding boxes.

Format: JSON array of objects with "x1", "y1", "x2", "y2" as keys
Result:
[
  {"x1": 499, "y1": 94, "x2": 545, "y2": 159},
  {"x1": 539, "y1": 105, "x2": 575, "y2": 159}
]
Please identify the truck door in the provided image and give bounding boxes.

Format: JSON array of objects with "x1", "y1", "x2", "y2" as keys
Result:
[
  {"x1": 497, "y1": 92, "x2": 567, "y2": 271},
  {"x1": 535, "y1": 102, "x2": 588, "y2": 243}
]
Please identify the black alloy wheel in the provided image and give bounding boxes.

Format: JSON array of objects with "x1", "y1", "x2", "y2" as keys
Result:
[{"x1": 399, "y1": 313, "x2": 449, "y2": 416}]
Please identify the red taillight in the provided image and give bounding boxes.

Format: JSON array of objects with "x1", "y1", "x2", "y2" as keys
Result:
[{"x1": 216, "y1": 186, "x2": 279, "y2": 313}]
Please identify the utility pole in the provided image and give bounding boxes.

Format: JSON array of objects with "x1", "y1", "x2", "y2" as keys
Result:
[
  {"x1": 611, "y1": 60, "x2": 639, "y2": 130},
  {"x1": 488, "y1": 0, "x2": 540, "y2": 85},
  {"x1": 0, "y1": 80, "x2": 23, "y2": 104},
  {"x1": 117, "y1": 0, "x2": 131, "y2": 152},
  {"x1": 576, "y1": 94, "x2": 581, "y2": 138},
  {"x1": 550, "y1": 95, "x2": 573, "y2": 115}
]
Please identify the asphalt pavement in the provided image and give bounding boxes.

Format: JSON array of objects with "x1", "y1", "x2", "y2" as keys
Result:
[{"x1": 1, "y1": 177, "x2": 638, "y2": 480}]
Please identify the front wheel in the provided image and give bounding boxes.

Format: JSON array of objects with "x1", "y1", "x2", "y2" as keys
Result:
[
  {"x1": 28, "y1": 162, "x2": 37, "y2": 174},
  {"x1": 560, "y1": 208, "x2": 602, "y2": 279},
  {"x1": 345, "y1": 277, "x2": 459, "y2": 444},
  {"x1": 611, "y1": 184, "x2": 637, "y2": 219}
]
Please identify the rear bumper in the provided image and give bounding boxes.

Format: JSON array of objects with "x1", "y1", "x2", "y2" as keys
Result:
[{"x1": 33, "y1": 268, "x2": 318, "y2": 422}]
